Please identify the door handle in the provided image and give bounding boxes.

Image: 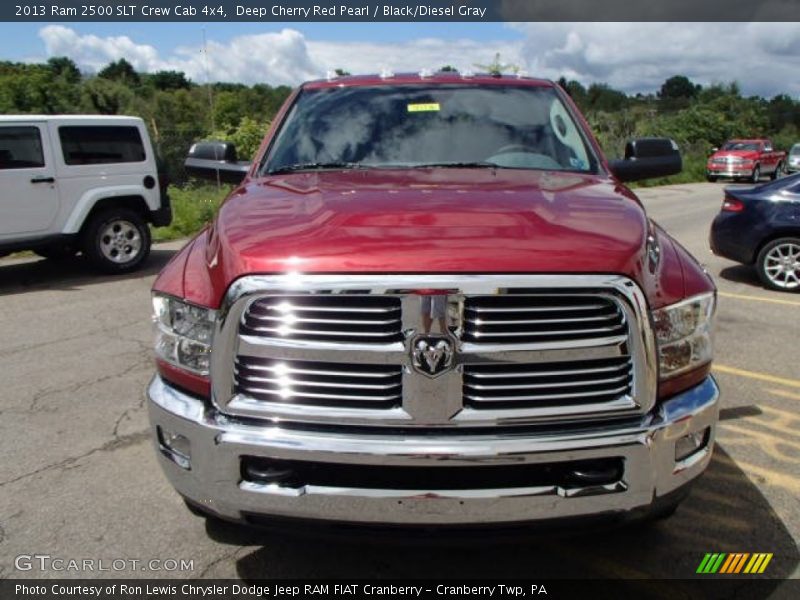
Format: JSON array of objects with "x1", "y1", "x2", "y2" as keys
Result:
[{"x1": 30, "y1": 176, "x2": 55, "y2": 184}]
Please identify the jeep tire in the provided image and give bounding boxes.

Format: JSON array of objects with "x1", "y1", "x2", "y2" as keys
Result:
[{"x1": 82, "y1": 208, "x2": 151, "y2": 273}]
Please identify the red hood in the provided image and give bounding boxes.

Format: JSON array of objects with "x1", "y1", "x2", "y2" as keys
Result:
[
  {"x1": 710, "y1": 150, "x2": 759, "y2": 161},
  {"x1": 199, "y1": 169, "x2": 649, "y2": 291}
]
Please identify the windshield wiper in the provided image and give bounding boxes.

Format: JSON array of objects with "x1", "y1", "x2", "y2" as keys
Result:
[
  {"x1": 267, "y1": 161, "x2": 367, "y2": 175},
  {"x1": 410, "y1": 161, "x2": 500, "y2": 169}
]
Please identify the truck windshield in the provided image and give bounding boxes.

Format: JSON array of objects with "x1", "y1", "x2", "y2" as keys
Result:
[
  {"x1": 262, "y1": 84, "x2": 598, "y2": 175},
  {"x1": 722, "y1": 142, "x2": 760, "y2": 151}
]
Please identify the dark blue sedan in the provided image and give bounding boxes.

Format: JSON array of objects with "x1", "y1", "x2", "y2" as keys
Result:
[{"x1": 710, "y1": 174, "x2": 800, "y2": 292}]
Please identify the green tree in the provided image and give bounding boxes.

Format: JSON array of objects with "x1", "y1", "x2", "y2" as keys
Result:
[
  {"x1": 148, "y1": 70, "x2": 191, "y2": 91},
  {"x1": 47, "y1": 56, "x2": 81, "y2": 84},
  {"x1": 98, "y1": 58, "x2": 140, "y2": 87}
]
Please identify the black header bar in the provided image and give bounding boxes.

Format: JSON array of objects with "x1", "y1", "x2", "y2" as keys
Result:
[{"x1": 5, "y1": 1, "x2": 800, "y2": 22}]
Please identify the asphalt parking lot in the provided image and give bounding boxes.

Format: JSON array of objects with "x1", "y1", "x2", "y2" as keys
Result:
[{"x1": 0, "y1": 182, "x2": 798, "y2": 584}]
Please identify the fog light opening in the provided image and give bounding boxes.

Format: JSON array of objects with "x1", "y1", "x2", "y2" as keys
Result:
[
  {"x1": 157, "y1": 426, "x2": 191, "y2": 470},
  {"x1": 675, "y1": 427, "x2": 710, "y2": 462}
]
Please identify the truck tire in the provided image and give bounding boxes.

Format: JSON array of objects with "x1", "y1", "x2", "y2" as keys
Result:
[
  {"x1": 771, "y1": 162, "x2": 784, "y2": 180},
  {"x1": 706, "y1": 175, "x2": 717, "y2": 183},
  {"x1": 81, "y1": 208, "x2": 151, "y2": 274},
  {"x1": 756, "y1": 237, "x2": 800, "y2": 292},
  {"x1": 750, "y1": 165, "x2": 760, "y2": 184}
]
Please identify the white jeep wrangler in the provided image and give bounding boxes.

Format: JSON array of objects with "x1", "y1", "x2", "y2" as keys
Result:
[{"x1": 0, "y1": 115, "x2": 171, "y2": 273}]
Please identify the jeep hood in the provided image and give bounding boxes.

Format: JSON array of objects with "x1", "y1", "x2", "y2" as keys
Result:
[{"x1": 203, "y1": 169, "x2": 651, "y2": 285}]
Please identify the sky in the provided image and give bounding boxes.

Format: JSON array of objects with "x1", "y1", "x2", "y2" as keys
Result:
[{"x1": 1, "y1": 22, "x2": 799, "y2": 98}]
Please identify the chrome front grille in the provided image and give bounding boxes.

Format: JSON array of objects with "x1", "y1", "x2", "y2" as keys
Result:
[
  {"x1": 463, "y1": 357, "x2": 633, "y2": 408},
  {"x1": 241, "y1": 295, "x2": 402, "y2": 344},
  {"x1": 463, "y1": 295, "x2": 626, "y2": 344},
  {"x1": 234, "y1": 357, "x2": 402, "y2": 408},
  {"x1": 212, "y1": 275, "x2": 657, "y2": 428}
]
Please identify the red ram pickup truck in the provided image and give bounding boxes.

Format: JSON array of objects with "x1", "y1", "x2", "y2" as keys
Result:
[
  {"x1": 706, "y1": 138, "x2": 786, "y2": 183},
  {"x1": 148, "y1": 73, "x2": 719, "y2": 530}
]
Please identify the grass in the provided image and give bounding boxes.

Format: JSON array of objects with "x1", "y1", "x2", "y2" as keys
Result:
[{"x1": 152, "y1": 184, "x2": 231, "y2": 242}]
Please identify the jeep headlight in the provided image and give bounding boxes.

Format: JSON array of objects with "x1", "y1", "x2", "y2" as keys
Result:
[
  {"x1": 152, "y1": 294, "x2": 216, "y2": 375},
  {"x1": 652, "y1": 292, "x2": 715, "y2": 379}
]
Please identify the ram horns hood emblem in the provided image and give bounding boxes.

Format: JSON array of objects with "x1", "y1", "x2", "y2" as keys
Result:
[{"x1": 411, "y1": 336, "x2": 455, "y2": 377}]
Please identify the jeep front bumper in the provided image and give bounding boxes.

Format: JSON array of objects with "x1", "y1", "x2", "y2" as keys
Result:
[{"x1": 147, "y1": 375, "x2": 719, "y2": 526}]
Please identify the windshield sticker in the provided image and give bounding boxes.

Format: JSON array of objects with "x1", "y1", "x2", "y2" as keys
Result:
[
  {"x1": 407, "y1": 103, "x2": 440, "y2": 113},
  {"x1": 569, "y1": 157, "x2": 587, "y2": 170}
]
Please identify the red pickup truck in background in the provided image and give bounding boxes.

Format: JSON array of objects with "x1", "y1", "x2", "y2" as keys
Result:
[{"x1": 706, "y1": 138, "x2": 786, "y2": 183}]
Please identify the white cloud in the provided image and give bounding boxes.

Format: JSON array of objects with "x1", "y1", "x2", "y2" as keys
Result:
[
  {"x1": 37, "y1": 24, "x2": 800, "y2": 97},
  {"x1": 39, "y1": 25, "x2": 162, "y2": 73}
]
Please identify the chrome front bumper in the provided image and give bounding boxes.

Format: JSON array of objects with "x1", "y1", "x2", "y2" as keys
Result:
[{"x1": 147, "y1": 375, "x2": 719, "y2": 525}]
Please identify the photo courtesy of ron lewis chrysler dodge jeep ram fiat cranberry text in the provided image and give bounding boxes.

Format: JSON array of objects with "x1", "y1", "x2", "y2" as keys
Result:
[{"x1": 147, "y1": 73, "x2": 719, "y2": 530}]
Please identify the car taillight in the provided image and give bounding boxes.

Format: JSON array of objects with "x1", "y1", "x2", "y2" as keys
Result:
[{"x1": 721, "y1": 196, "x2": 744, "y2": 212}]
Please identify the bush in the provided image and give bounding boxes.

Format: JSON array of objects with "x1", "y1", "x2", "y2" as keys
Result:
[{"x1": 152, "y1": 183, "x2": 231, "y2": 242}]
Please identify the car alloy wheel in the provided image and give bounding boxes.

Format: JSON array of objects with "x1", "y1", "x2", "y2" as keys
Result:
[
  {"x1": 99, "y1": 219, "x2": 143, "y2": 264},
  {"x1": 759, "y1": 239, "x2": 800, "y2": 291}
]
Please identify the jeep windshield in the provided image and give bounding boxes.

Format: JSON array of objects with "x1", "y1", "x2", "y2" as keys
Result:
[{"x1": 262, "y1": 84, "x2": 598, "y2": 176}]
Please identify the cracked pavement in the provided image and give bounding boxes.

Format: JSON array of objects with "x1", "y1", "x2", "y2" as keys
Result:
[{"x1": 0, "y1": 184, "x2": 798, "y2": 584}]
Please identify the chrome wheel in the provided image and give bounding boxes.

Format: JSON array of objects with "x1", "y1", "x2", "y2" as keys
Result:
[
  {"x1": 99, "y1": 219, "x2": 142, "y2": 264},
  {"x1": 763, "y1": 242, "x2": 800, "y2": 290}
]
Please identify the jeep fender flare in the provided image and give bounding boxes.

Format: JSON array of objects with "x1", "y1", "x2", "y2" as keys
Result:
[{"x1": 62, "y1": 185, "x2": 159, "y2": 234}]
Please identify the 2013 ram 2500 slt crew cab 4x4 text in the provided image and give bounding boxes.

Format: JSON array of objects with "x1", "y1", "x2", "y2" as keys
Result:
[{"x1": 147, "y1": 73, "x2": 719, "y2": 529}]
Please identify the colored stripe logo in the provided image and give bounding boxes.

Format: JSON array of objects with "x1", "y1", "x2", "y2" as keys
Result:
[{"x1": 697, "y1": 553, "x2": 773, "y2": 574}]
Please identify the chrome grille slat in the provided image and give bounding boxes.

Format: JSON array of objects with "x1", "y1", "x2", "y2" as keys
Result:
[
  {"x1": 247, "y1": 314, "x2": 400, "y2": 326},
  {"x1": 237, "y1": 386, "x2": 402, "y2": 403},
  {"x1": 242, "y1": 325, "x2": 402, "y2": 338},
  {"x1": 465, "y1": 325, "x2": 626, "y2": 338},
  {"x1": 465, "y1": 373, "x2": 630, "y2": 391},
  {"x1": 466, "y1": 303, "x2": 608, "y2": 313},
  {"x1": 464, "y1": 385, "x2": 630, "y2": 403},
  {"x1": 234, "y1": 362, "x2": 398, "y2": 379},
  {"x1": 235, "y1": 372, "x2": 401, "y2": 391},
  {"x1": 466, "y1": 314, "x2": 617, "y2": 325},
  {"x1": 468, "y1": 364, "x2": 626, "y2": 379}
]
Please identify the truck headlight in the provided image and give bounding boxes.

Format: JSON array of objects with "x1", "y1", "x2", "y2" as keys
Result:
[
  {"x1": 152, "y1": 294, "x2": 216, "y2": 375},
  {"x1": 652, "y1": 292, "x2": 715, "y2": 379}
]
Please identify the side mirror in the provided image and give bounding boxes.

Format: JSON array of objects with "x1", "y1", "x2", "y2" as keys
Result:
[
  {"x1": 609, "y1": 137, "x2": 682, "y2": 183},
  {"x1": 184, "y1": 141, "x2": 251, "y2": 184},
  {"x1": 710, "y1": 147, "x2": 719, "y2": 154}
]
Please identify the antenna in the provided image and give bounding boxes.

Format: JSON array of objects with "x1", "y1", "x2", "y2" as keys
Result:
[{"x1": 202, "y1": 27, "x2": 221, "y2": 188}]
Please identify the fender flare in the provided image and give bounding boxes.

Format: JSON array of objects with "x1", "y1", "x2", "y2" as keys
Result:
[{"x1": 62, "y1": 185, "x2": 157, "y2": 234}]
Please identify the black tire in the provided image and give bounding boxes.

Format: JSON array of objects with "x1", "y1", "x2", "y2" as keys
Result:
[
  {"x1": 750, "y1": 164, "x2": 761, "y2": 184},
  {"x1": 34, "y1": 244, "x2": 78, "y2": 260},
  {"x1": 706, "y1": 175, "x2": 717, "y2": 183},
  {"x1": 770, "y1": 162, "x2": 784, "y2": 181},
  {"x1": 756, "y1": 237, "x2": 800, "y2": 293},
  {"x1": 81, "y1": 208, "x2": 151, "y2": 274}
]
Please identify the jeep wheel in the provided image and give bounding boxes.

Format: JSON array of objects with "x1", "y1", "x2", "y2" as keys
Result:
[
  {"x1": 770, "y1": 162, "x2": 784, "y2": 180},
  {"x1": 706, "y1": 175, "x2": 717, "y2": 183},
  {"x1": 757, "y1": 237, "x2": 800, "y2": 292},
  {"x1": 750, "y1": 165, "x2": 761, "y2": 184},
  {"x1": 82, "y1": 208, "x2": 151, "y2": 273},
  {"x1": 35, "y1": 244, "x2": 77, "y2": 260}
]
